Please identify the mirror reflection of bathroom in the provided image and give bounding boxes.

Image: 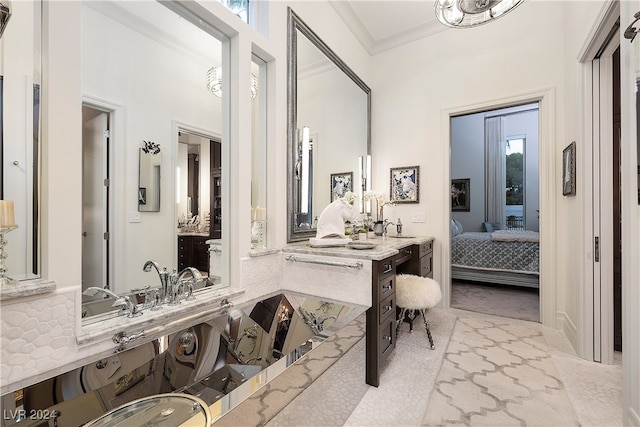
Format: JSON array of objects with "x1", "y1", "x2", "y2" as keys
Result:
[
  {"x1": 177, "y1": 130, "x2": 221, "y2": 237},
  {"x1": 1, "y1": 0, "x2": 42, "y2": 281},
  {"x1": 80, "y1": 0, "x2": 226, "y2": 320}
]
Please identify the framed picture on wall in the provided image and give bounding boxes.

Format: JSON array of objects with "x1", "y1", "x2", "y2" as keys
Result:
[
  {"x1": 562, "y1": 141, "x2": 576, "y2": 196},
  {"x1": 390, "y1": 166, "x2": 419, "y2": 203},
  {"x1": 330, "y1": 172, "x2": 353, "y2": 202},
  {"x1": 138, "y1": 187, "x2": 147, "y2": 205},
  {"x1": 451, "y1": 178, "x2": 470, "y2": 211}
]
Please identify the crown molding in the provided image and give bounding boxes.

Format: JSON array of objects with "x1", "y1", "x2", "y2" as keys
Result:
[{"x1": 329, "y1": 1, "x2": 447, "y2": 55}]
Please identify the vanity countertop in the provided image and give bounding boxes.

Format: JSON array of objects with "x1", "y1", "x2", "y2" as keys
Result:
[
  {"x1": 282, "y1": 235, "x2": 434, "y2": 262},
  {"x1": 177, "y1": 231, "x2": 210, "y2": 237}
]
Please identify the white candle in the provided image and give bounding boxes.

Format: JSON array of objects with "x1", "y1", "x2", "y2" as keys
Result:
[
  {"x1": 255, "y1": 207, "x2": 266, "y2": 222},
  {"x1": 0, "y1": 200, "x2": 15, "y2": 227}
]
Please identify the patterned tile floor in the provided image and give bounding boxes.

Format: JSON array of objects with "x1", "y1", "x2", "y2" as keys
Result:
[{"x1": 223, "y1": 308, "x2": 622, "y2": 427}]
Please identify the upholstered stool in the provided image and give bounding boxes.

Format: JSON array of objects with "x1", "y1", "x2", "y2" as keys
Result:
[{"x1": 395, "y1": 274, "x2": 442, "y2": 349}]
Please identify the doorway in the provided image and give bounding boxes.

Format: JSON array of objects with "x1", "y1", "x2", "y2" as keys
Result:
[
  {"x1": 82, "y1": 105, "x2": 111, "y2": 291},
  {"x1": 450, "y1": 103, "x2": 540, "y2": 322}
]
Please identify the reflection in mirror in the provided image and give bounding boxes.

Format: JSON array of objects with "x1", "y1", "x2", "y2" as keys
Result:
[
  {"x1": 251, "y1": 56, "x2": 267, "y2": 249},
  {"x1": 287, "y1": 8, "x2": 371, "y2": 242},
  {"x1": 0, "y1": 0, "x2": 41, "y2": 280},
  {"x1": 80, "y1": 1, "x2": 226, "y2": 321},
  {"x1": 8, "y1": 293, "x2": 366, "y2": 425},
  {"x1": 138, "y1": 142, "x2": 161, "y2": 212}
]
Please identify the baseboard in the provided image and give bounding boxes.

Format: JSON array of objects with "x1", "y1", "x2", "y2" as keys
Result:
[{"x1": 556, "y1": 311, "x2": 578, "y2": 352}]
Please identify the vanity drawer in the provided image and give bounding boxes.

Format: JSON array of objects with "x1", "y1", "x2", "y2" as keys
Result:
[
  {"x1": 395, "y1": 246, "x2": 414, "y2": 266},
  {"x1": 420, "y1": 252, "x2": 433, "y2": 278},
  {"x1": 378, "y1": 319, "x2": 396, "y2": 359},
  {"x1": 377, "y1": 257, "x2": 395, "y2": 279},
  {"x1": 419, "y1": 240, "x2": 433, "y2": 257},
  {"x1": 378, "y1": 275, "x2": 394, "y2": 301},
  {"x1": 378, "y1": 294, "x2": 395, "y2": 325}
]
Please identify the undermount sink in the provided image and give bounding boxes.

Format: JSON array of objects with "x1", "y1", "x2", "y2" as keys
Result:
[{"x1": 84, "y1": 393, "x2": 212, "y2": 427}]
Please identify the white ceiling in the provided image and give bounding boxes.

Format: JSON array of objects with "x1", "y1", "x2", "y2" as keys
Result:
[{"x1": 329, "y1": 1, "x2": 447, "y2": 55}]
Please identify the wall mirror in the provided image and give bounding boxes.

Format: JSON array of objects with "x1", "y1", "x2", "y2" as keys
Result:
[
  {"x1": 138, "y1": 143, "x2": 161, "y2": 212},
  {"x1": 0, "y1": 0, "x2": 42, "y2": 281},
  {"x1": 287, "y1": 7, "x2": 371, "y2": 242},
  {"x1": 80, "y1": 1, "x2": 228, "y2": 323}
]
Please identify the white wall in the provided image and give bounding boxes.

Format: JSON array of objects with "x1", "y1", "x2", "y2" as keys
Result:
[{"x1": 369, "y1": 2, "x2": 566, "y2": 297}]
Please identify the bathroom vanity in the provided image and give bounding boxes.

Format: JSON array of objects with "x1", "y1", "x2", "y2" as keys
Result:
[
  {"x1": 2, "y1": 292, "x2": 366, "y2": 426},
  {"x1": 177, "y1": 233, "x2": 210, "y2": 274},
  {"x1": 282, "y1": 235, "x2": 435, "y2": 387}
]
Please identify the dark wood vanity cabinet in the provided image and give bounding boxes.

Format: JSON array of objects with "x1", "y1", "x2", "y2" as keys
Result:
[
  {"x1": 210, "y1": 140, "x2": 222, "y2": 239},
  {"x1": 366, "y1": 238, "x2": 434, "y2": 387},
  {"x1": 177, "y1": 235, "x2": 209, "y2": 274},
  {"x1": 396, "y1": 240, "x2": 434, "y2": 278},
  {"x1": 366, "y1": 255, "x2": 397, "y2": 387}
]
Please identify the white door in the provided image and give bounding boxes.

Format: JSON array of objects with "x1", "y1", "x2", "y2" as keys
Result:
[
  {"x1": 590, "y1": 51, "x2": 617, "y2": 364},
  {"x1": 82, "y1": 106, "x2": 109, "y2": 290}
]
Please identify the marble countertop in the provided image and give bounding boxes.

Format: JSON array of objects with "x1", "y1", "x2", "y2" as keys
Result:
[
  {"x1": 283, "y1": 235, "x2": 434, "y2": 261},
  {"x1": 177, "y1": 231, "x2": 210, "y2": 237}
]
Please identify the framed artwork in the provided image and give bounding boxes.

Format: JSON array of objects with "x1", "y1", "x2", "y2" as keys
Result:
[
  {"x1": 451, "y1": 178, "x2": 470, "y2": 211},
  {"x1": 138, "y1": 187, "x2": 147, "y2": 205},
  {"x1": 390, "y1": 166, "x2": 419, "y2": 203},
  {"x1": 330, "y1": 172, "x2": 353, "y2": 202},
  {"x1": 562, "y1": 141, "x2": 576, "y2": 196}
]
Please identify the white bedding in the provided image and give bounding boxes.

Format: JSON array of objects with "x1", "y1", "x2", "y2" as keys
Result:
[{"x1": 490, "y1": 230, "x2": 540, "y2": 242}]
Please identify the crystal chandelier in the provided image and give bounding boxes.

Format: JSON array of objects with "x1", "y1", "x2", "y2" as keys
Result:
[
  {"x1": 435, "y1": 0, "x2": 524, "y2": 28},
  {"x1": 206, "y1": 66, "x2": 258, "y2": 99}
]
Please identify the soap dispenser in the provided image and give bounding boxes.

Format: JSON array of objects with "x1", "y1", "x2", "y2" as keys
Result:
[{"x1": 396, "y1": 218, "x2": 403, "y2": 236}]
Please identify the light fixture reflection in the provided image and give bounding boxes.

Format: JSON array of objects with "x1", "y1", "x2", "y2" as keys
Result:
[
  {"x1": 434, "y1": 0, "x2": 524, "y2": 28},
  {"x1": 301, "y1": 127, "x2": 310, "y2": 214},
  {"x1": 206, "y1": 66, "x2": 258, "y2": 99}
]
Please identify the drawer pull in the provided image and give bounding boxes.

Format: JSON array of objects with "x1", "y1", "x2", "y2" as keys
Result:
[
  {"x1": 405, "y1": 249, "x2": 412, "y2": 255},
  {"x1": 382, "y1": 283, "x2": 393, "y2": 291},
  {"x1": 382, "y1": 335, "x2": 392, "y2": 342},
  {"x1": 383, "y1": 304, "x2": 393, "y2": 314},
  {"x1": 383, "y1": 263, "x2": 393, "y2": 274}
]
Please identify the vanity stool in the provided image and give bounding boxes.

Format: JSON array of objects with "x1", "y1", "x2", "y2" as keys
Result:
[{"x1": 395, "y1": 274, "x2": 442, "y2": 349}]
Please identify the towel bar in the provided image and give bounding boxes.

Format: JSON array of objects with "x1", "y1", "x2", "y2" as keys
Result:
[{"x1": 284, "y1": 254, "x2": 363, "y2": 270}]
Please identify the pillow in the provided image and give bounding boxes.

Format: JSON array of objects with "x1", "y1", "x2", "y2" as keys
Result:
[
  {"x1": 453, "y1": 219, "x2": 463, "y2": 234},
  {"x1": 450, "y1": 219, "x2": 460, "y2": 237},
  {"x1": 482, "y1": 221, "x2": 502, "y2": 232}
]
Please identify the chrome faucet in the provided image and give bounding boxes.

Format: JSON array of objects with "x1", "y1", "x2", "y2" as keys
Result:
[
  {"x1": 83, "y1": 287, "x2": 142, "y2": 318},
  {"x1": 169, "y1": 267, "x2": 203, "y2": 305},
  {"x1": 396, "y1": 218, "x2": 403, "y2": 236},
  {"x1": 383, "y1": 219, "x2": 395, "y2": 237},
  {"x1": 143, "y1": 260, "x2": 170, "y2": 303}
]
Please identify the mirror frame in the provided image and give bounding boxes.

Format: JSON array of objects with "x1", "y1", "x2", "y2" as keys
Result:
[{"x1": 286, "y1": 7, "x2": 371, "y2": 242}]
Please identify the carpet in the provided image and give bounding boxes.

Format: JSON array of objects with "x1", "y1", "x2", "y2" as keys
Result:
[
  {"x1": 451, "y1": 281, "x2": 539, "y2": 323},
  {"x1": 423, "y1": 317, "x2": 580, "y2": 426}
]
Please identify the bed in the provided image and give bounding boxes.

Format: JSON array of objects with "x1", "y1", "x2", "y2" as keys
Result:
[{"x1": 451, "y1": 228, "x2": 540, "y2": 288}]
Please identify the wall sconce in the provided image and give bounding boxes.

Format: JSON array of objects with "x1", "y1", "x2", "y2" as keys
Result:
[
  {"x1": 206, "y1": 66, "x2": 258, "y2": 99},
  {"x1": 301, "y1": 126, "x2": 310, "y2": 214},
  {"x1": 359, "y1": 155, "x2": 371, "y2": 214}
]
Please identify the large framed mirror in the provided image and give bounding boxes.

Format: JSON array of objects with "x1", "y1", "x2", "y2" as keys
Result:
[
  {"x1": 0, "y1": 0, "x2": 42, "y2": 281},
  {"x1": 80, "y1": 1, "x2": 228, "y2": 322},
  {"x1": 287, "y1": 8, "x2": 371, "y2": 242}
]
